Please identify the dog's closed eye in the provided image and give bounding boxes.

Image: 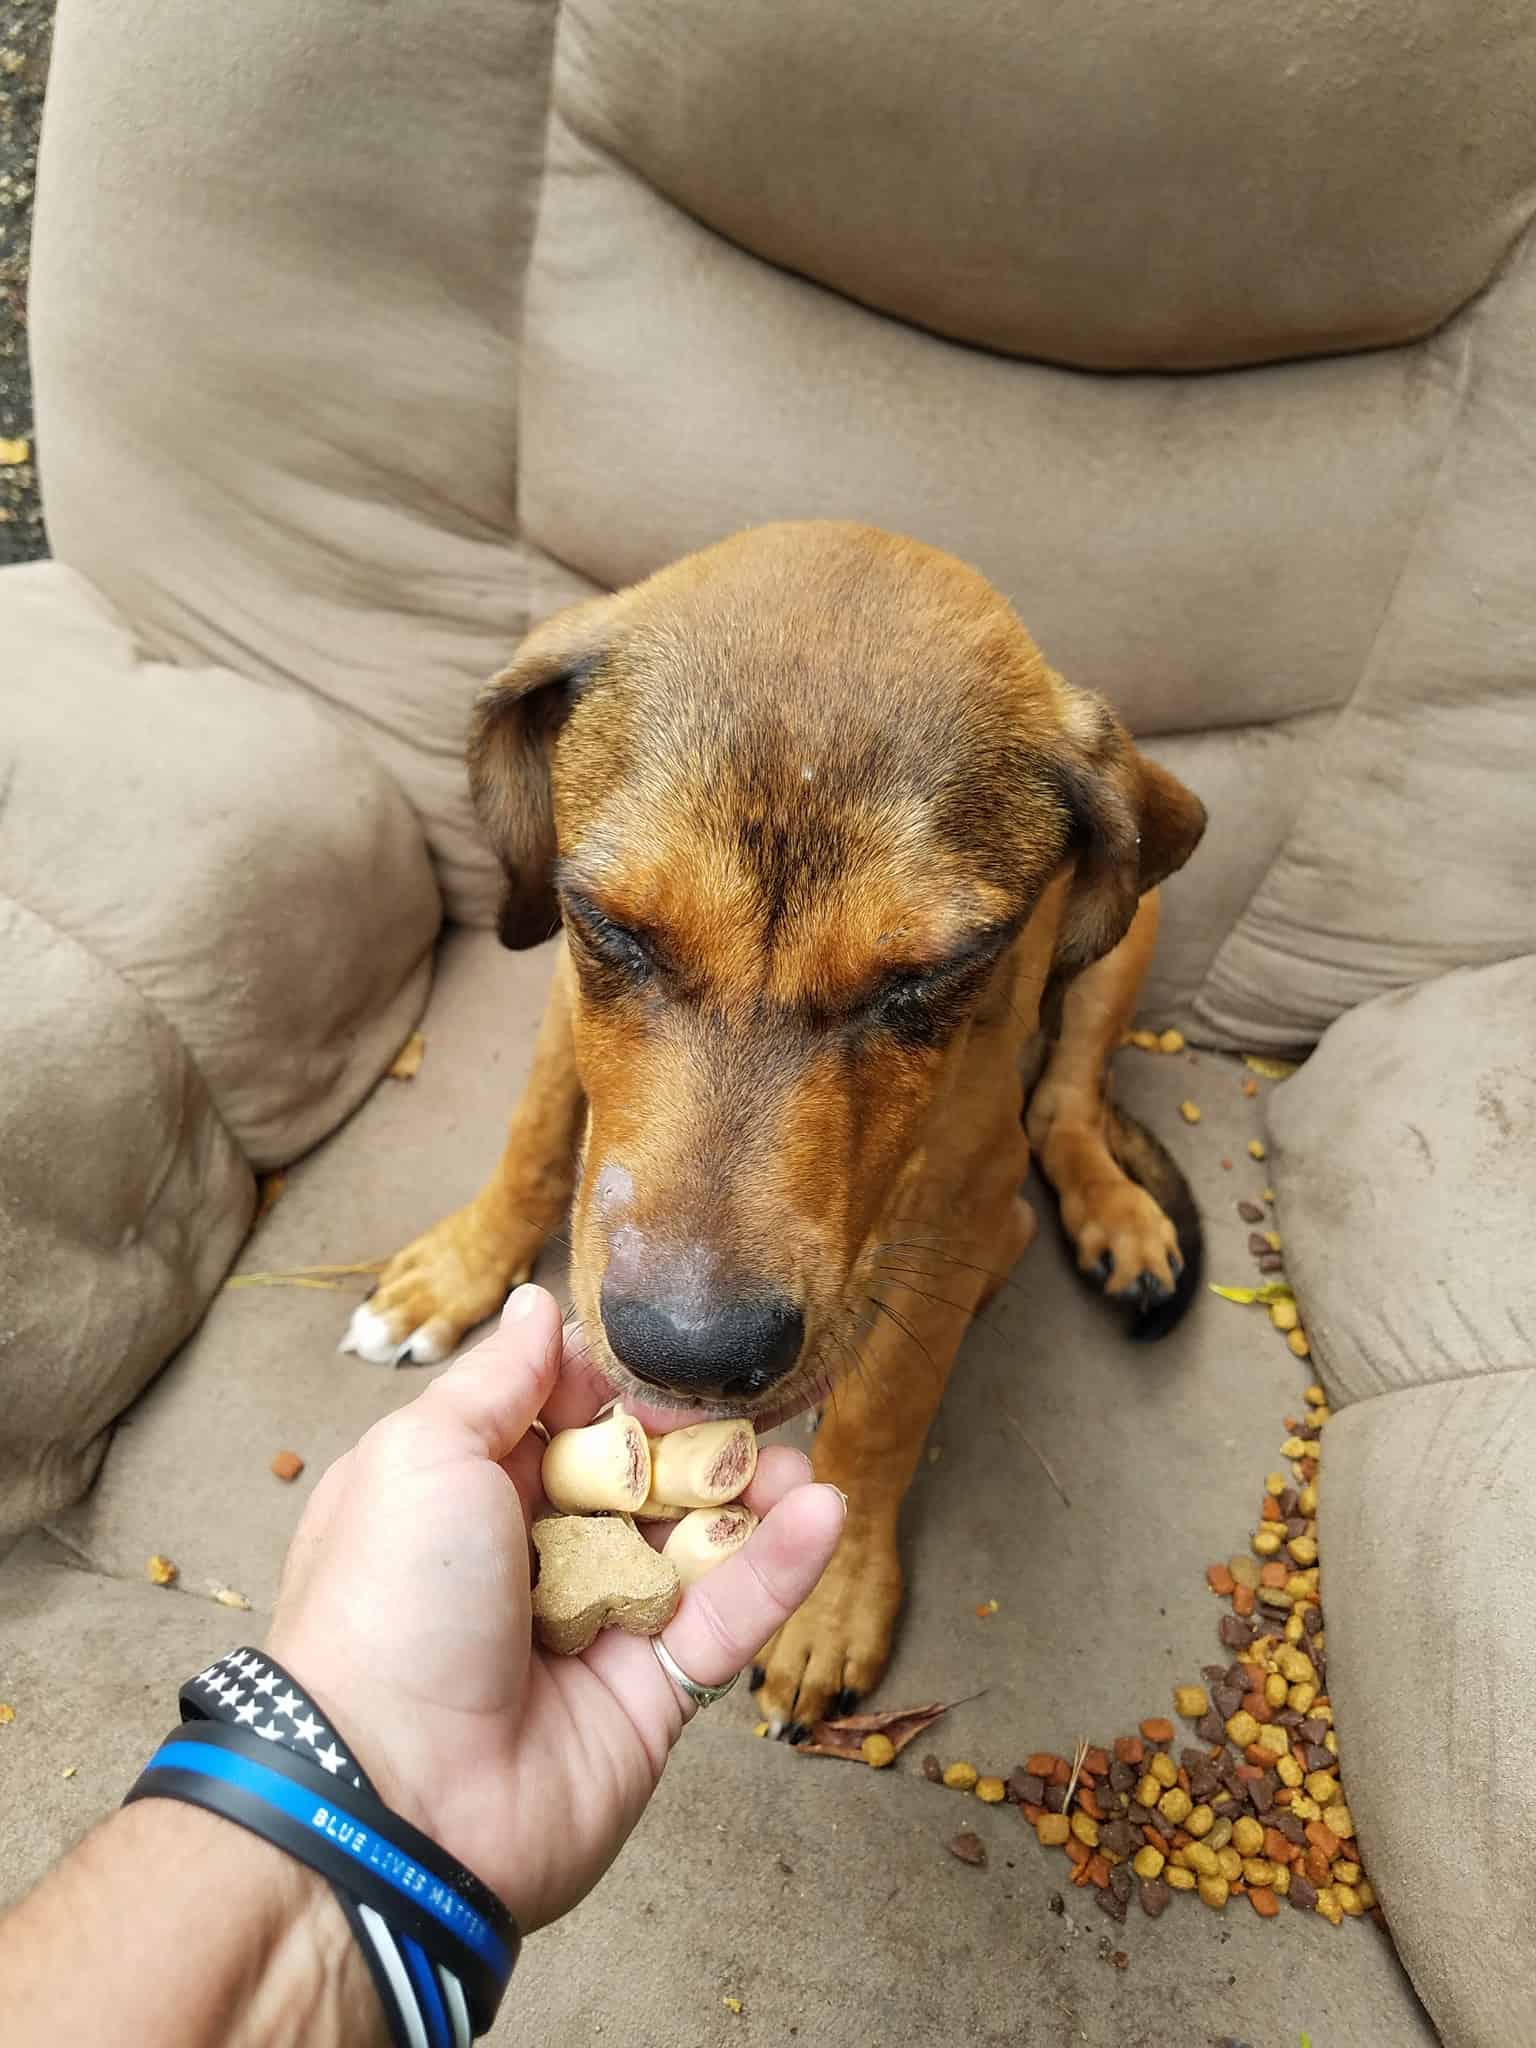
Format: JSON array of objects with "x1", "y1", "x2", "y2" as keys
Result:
[{"x1": 563, "y1": 893, "x2": 658, "y2": 988}]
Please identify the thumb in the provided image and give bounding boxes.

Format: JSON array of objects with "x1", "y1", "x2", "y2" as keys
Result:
[{"x1": 416, "y1": 1284, "x2": 564, "y2": 1462}]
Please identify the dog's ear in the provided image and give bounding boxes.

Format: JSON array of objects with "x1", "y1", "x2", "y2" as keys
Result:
[
  {"x1": 468, "y1": 595, "x2": 620, "y2": 949},
  {"x1": 1048, "y1": 691, "x2": 1207, "y2": 975}
]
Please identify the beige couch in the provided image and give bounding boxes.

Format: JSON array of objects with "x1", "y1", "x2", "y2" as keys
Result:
[{"x1": 3, "y1": 1, "x2": 1533, "y2": 2041}]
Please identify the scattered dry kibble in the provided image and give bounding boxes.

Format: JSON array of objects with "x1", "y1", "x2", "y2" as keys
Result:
[
  {"x1": 270, "y1": 1450, "x2": 304, "y2": 1482},
  {"x1": 1158, "y1": 1028, "x2": 1185, "y2": 1053},
  {"x1": 861, "y1": 1734, "x2": 896, "y2": 1769},
  {"x1": 0, "y1": 1703, "x2": 14, "y2": 1726},
  {"x1": 943, "y1": 1760, "x2": 980, "y2": 1792},
  {"x1": 992, "y1": 1382, "x2": 1373, "y2": 1934},
  {"x1": 948, "y1": 1829, "x2": 987, "y2": 1866},
  {"x1": 1180, "y1": 1100, "x2": 1202, "y2": 1123},
  {"x1": 146, "y1": 1555, "x2": 178, "y2": 1587}
]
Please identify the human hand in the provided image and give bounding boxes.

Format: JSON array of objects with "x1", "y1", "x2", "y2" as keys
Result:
[{"x1": 267, "y1": 1285, "x2": 844, "y2": 1931}]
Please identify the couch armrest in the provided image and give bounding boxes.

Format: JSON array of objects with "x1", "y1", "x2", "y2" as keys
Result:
[{"x1": 1, "y1": 563, "x2": 442, "y2": 1167}]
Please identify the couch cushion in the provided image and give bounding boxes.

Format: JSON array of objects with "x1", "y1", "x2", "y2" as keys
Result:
[
  {"x1": 0, "y1": 898, "x2": 252, "y2": 1538},
  {"x1": 563, "y1": 0, "x2": 1536, "y2": 372},
  {"x1": 1268, "y1": 956, "x2": 1536, "y2": 1407},
  {"x1": 28, "y1": 0, "x2": 576, "y2": 921},
  {"x1": 1324, "y1": 1374, "x2": 1536, "y2": 2047},
  {"x1": 1, "y1": 563, "x2": 441, "y2": 1169}
]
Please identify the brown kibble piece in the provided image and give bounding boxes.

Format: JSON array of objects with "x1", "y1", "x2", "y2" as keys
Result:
[
  {"x1": 1139, "y1": 1877, "x2": 1172, "y2": 1917},
  {"x1": 948, "y1": 1829, "x2": 987, "y2": 1866},
  {"x1": 270, "y1": 1450, "x2": 304, "y2": 1482},
  {"x1": 922, "y1": 1754, "x2": 943, "y2": 1783},
  {"x1": 1237, "y1": 1200, "x2": 1265, "y2": 1222},
  {"x1": 531, "y1": 1514, "x2": 680, "y2": 1655}
]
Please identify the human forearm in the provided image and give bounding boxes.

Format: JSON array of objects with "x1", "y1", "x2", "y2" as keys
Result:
[{"x1": 0, "y1": 1800, "x2": 388, "y2": 2048}]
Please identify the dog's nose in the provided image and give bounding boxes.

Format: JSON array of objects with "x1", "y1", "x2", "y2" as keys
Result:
[{"x1": 600, "y1": 1286, "x2": 804, "y2": 1402}]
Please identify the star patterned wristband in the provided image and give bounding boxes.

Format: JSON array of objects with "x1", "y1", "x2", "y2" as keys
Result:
[{"x1": 123, "y1": 1649, "x2": 518, "y2": 2047}]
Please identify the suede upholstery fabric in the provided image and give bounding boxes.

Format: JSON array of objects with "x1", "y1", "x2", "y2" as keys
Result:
[{"x1": 560, "y1": 0, "x2": 1536, "y2": 371}]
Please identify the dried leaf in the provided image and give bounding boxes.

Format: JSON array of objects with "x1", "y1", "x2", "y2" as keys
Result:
[
  {"x1": 388, "y1": 1031, "x2": 426, "y2": 1081},
  {"x1": 1209, "y1": 1284, "x2": 1258, "y2": 1305},
  {"x1": 798, "y1": 1697, "x2": 963, "y2": 1761},
  {"x1": 1243, "y1": 1054, "x2": 1300, "y2": 1081},
  {"x1": 254, "y1": 1171, "x2": 287, "y2": 1222}
]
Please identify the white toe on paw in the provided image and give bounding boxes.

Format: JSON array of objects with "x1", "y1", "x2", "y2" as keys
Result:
[
  {"x1": 342, "y1": 1304, "x2": 410, "y2": 1367},
  {"x1": 402, "y1": 1320, "x2": 453, "y2": 1367}
]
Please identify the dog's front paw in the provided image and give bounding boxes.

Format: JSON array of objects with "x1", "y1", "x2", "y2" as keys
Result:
[
  {"x1": 340, "y1": 1205, "x2": 543, "y2": 1366},
  {"x1": 751, "y1": 1526, "x2": 903, "y2": 1740},
  {"x1": 1067, "y1": 1178, "x2": 1183, "y2": 1309}
]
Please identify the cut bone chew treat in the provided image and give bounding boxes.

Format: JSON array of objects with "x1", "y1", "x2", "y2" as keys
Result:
[
  {"x1": 531, "y1": 1513, "x2": 681, "y2": 1654},
  {"x1": 662, "y1": 1504, "x2": 758, "y2": 1587},
  {"x1": 643, "y1": 1418, "x2": 758, "y2": 1511},
  {"x1": 541, "y1": 1406, "x2": 651, "y2": 1514}
]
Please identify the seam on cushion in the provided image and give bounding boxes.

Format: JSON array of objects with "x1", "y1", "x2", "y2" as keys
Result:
[
  {"x1": 1331, "y1": 1360, "x2": 1536, "y2": 1418},
  {"x1": 0, "y1": 885, "x2": 253, "y2": 1197},
  {"x1": 1187, "y1": 304, "x2": 1480, "y2": 1037}
]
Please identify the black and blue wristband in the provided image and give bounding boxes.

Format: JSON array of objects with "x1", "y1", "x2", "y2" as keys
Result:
[{"x1": 124, "y1": 1650, "x2": 519, "y2": 2047}]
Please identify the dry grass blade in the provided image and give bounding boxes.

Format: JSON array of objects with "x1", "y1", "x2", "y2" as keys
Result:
[
  {"x1": 225, "y1": 1258, "x2": 388, "y2": 1292},
  {"x1": 1004, "y1": 1414, "x2": 1072, "y2": 1510},
  {"x1": 1062, "y1": 1735, "x2": 1090, "y2": 1814}
]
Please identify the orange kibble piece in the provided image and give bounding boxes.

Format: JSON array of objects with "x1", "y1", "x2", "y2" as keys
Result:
[
  {"x1": 1140, "y1": 1718, "x2": 1175, "y2": 1744},
  {"x1": 1250, "y1": 1886, "x2": 1280, "y2": 1917},
  {"x1": 1232, "y1": 1585, "x2": 1256, "y2": 1617},
  {"x1": 1049, "y1": 1757, "x2": 1072, "y2": 1786},
  {"x1": 269, "y1": 1450, "x2": 305, "y2": 1482},
  {"x1": 1065, "y1": 1836, "x2": 1091, "y2": 1867},
  {"x1": 1114, "y1": 1735, "x2": 1145, "y2": 1767},
  {"x1": 1260, "y1": 1496, "x2": 1286, "y2": 1522},
  {"x1": 1077, "y1": 1785, "x2": 1102, "y2": 1820},
  {"x1": 1259, "y1": 1561, "x2": 1289, "y2": 1588},
  {"x1": 1206, "y1": 1563, "x2": 1236, "y2": 1596},
  {"x1": 1085, "y1": 1854, "x2": 1111, "y2": 1889},
  {"x1": 1083, "y1": 1747, "x2": 1110, "y2": 1776},
  {"x1": 1306, "y1": 1820, "x2": 1342, "y2": 1861},
  {"x1": 1263, "y1": 1829, "x2": 1295, "y2": 1864},
  {"x1": 1025, "y1": 1753, "x2": 1061, "y2": 1779}
]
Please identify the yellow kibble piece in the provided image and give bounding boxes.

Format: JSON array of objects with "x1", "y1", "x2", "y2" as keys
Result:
[
  {"x1": 1169, "y1": 1847, "x2": 1192, "y2": 1870},
  {"x1": 1264, "y1": 1471, "x2": 1287, "y2": 1496},
  {"x1": 1287, "y1": 1328, "x2": 1311, "y2": 1358},
  {"x1": 1243, "y1": 1859, "x2": 1276, "y2": 1888},
  {"x1": 1298, "y1": 1482, "x2": 1318, "y2": 1515},
  {"x1": 1158, "y1": 1787, "x2": 1193, "y2": 1825},
  {"x1": 1280, "y1": 1436, "x2": 1307, "y2": 1459},
  {"x1": 1158, "y1": 1028, "x2": 1185, "y2": 1053},
  {"x1": 1198, "y1": 1875, "x2": 1230, "y2": 1910},
  {"x1": 943, "y1": 1761, "x2": 979, "y2": 1790},
  {"x1": 974, "y1": 1775, "x2": 1006, "y2": 1802},
  {"x1": 1135, "y1": 1773, "x2": 1163, "y2": 1807},
  {"x1": 1252, "y1": 1528, "x2": 1283, "y2": 1556},
  {"x1": 1180, "y1": 1099, "x2": 1202, "y2": 1124},
  {"x1": 1255, "y1": 1726, "x2": 1288, "y2": 1760},
  {"x1": 1231, "y1": 1817, "x2": 1265, "y2": 1858},
  {"x1": 1284, "y1": 1614, "x2": 1306, "y2": 1644},
  {"x1": 1173, "y1": 1684, "x2": 1209, "y2": 1719},
  {"x1": 1325, "y1": 1803, "x2": 1355, "y2": 1840},
  {"x1": 1216, "y1": 1847, "x2": 1244, "y2": 1884},
  {"x1": 146, "y1": 1555, "x2": 178, "y2": 1587},
  {"x1": 1273, "y1": 1865, "x2": 1292, "y2": 1896},
  {"x1": 1070, "y1": 1810, "x2": 1099, "y2": 1847},
  {"x1": 1270, "y1": 1299, "x2": 1300, "y2": 1333},
  {"x1": 1312, "y1": 1701, "x2": 1334, "y2": 1725},
  {"x1": 1333, "y1": 1861, "x2": 1362, "y2": 1887},
  {"x1": 1315, "y1": 1887, "x2": 1344, "y2": 1925},
  {"x1": 1207, "y1": 1817, "x2": 1233, "y2": 1852},
  {"x1": 1226, "y1": 1711, "x2": 1260, "y2": 1748},
  {"x1": 1184, "y1": 1841, "x2": 1219, "y2": 1878},
  {"x1": 1324, "y1": 1731, "x2": 1339, "y2": 1755},
  {"x1": 1166, "y1": 1865, "x2": 1197, "y2": 1891},
  {"x1": 1264, "y1": 1673, "x2": 1288, "y2": 1709},
  {"x1": 1248, "y1": 1139, "x2": 1266, "y2": 1160},
  {"x1": 1290, "y1": 1795, "x2": 1320, "y2": 1822},
  {"x1": 1285, "y1": 1576, "x2": 1314, "y2": 1604},
  {"x1": 1336, "y1": 1884, "x2": 1363, "y2": 1917},
  {"x1": 1129, "y1": 1028, "x2": 1160, "y2": 1050},
  {"x1": 1148, "y1": 1752, "x2": 1179, "y2": 1789},
  {"x1": 862, "y1": 1734, "x2": 897, "y2": 1768},
  {"x1": 1287, "y1": 1533, "x2": 1318, "y2": 1566},
  {"x1": 1276, "y1": 1754, "x2": 1303, "y2": 1789},
  {"x1": 1185, "y1": 1804, "x2": 1215, "y2": 1839},
  {"x1": 1358, "y1": 1880, "x2": 1377, "y2": 1910},
  {"x1": 1305, "y1": 1383, "x2": 1326, "y2": 1405},
  {"x1": 1265, "y1": 1231, "x2": 1282, "y2": 1252},
  {"x1": 1289, "y1": 1682, "x2": 1319, "y2": 1714},
  {"x1": 1276, "y1": 1646, "x2": 1316, "y2": 1683},
  {"x1": 1133, "y1": 1845, "x2": 1166, "y2": 1880},
  {"x1": 1036, "y1": 1813, "x2": 1071, "y2": 1845}
]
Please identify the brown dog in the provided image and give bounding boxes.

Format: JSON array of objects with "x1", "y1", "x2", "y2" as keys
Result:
[{"x1": 341, "y1": 521, "x2": 1206, "y2": 1735}]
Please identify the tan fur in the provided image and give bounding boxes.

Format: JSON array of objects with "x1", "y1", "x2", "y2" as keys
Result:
[{"x1": 360, "y1": 522, "x2": 1206, "y2": 1729}]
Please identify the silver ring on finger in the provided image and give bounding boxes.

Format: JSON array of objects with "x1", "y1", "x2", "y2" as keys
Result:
[{"x1": 651, "y1": 1634, "x2": 740, "y2": 1709}]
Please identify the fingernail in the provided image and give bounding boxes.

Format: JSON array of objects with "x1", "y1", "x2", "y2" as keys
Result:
[
  {"x1": 503, "y1": 1284, "x2": 539, "y2": 1323},
  {"x1": 829, "y1": 1486, "x2": 849, "y2": 1516}
]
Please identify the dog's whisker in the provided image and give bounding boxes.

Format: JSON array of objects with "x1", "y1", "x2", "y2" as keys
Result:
[
  {"x1": 869, "y1": 1271, "x2": 975, "y2": 1317},
  {"x1": 865, "y1": 1294, "x2": 942, "y2": 1381}
]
